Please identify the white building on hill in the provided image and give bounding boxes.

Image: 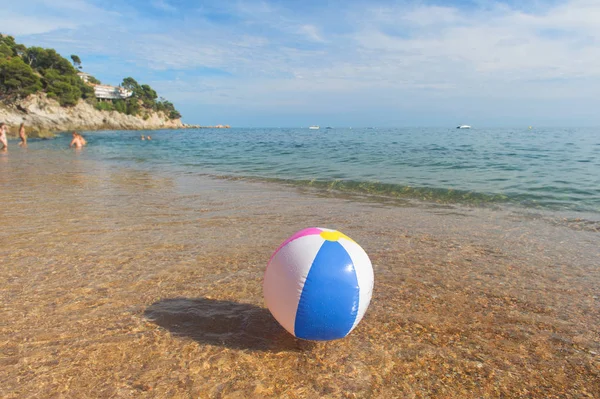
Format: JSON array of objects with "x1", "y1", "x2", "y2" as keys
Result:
[
  {"x1": 77, "y1": 72, "x2": 133, "y2": 100},
  {"x1": 93, "y1": 85, "x2": 133, "y2": 100},
  {"x1": 77, "y1": 72, "x2": 93, "y2": 83}
]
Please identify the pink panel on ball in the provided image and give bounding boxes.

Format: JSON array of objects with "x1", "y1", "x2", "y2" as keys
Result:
[{"x1": 267, "y1": 227, "x2": 323, "y2": 264}]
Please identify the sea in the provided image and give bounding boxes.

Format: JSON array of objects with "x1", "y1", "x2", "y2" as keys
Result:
[{"x1": 31, "y1": 126, "x2": 600, "y2": 217}]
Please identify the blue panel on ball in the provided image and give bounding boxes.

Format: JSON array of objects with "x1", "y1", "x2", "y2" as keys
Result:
[{"x1": 294, "y1": 240, "x2": 359, "y2": 340}]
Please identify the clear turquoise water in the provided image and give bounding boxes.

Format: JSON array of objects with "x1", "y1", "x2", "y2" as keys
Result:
[{"x1": 35, "y1": 127, "x2": 600, "y2": 214}]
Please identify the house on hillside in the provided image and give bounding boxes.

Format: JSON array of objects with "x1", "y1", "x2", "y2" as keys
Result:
[
  {"x1": 77, "y1": 72, "x2": 92, "y2": 83},
  {"x1": 93, "y1": 85, "x2": 133, "y2": 100},
  {"x1": 77, "y1": 72, "x2": 132, "y2": 100}
]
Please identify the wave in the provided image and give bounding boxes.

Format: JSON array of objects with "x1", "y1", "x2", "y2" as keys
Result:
[{"x1": 207, "y1": 174, "x2": 599, "y2": 213}]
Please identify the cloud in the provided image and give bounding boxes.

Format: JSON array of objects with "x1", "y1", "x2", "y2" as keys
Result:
[
  {"x1": 3, "y1": 0, "x2": 600, "y2": 124},
  {"x1": 345, "y1": 1, "x2": 600, "y2": 91},
  {"x1": 298, "y1": 25, "x2": 325, "y2": 43},
  {"x1": 0, "y1": 0, "x2": 120, "y2": 35},
  {"x1": 0, "y1": 11, "x2": 79, "y2": 35},
  {"x1": 151, "y1": 0, "x2": 176, "y2": 12}
]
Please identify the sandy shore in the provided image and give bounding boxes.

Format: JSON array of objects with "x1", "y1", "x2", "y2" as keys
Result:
[{"x1": 0, "y1": 150, "x2": 598, "y2": 398}]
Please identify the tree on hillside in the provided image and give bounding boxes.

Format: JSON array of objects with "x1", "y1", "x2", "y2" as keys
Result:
[
  {"x1": 157, "y1": 99, "x2": 181, "y2": 119},
  {"x1": 121, "y1": 77, "x2": 140, "y2": 93},
  {"x1": 13, "y1": 44, "x2": 27, "y2": 58},
  {"x1": 24, "y1": 47, "x2": 75, "y2": 75},
  {"x1": 169, "y1": 108, "x2": 182, "y2": 119},
  {"x1": 0, "y1": 57, "x2": 42, "y2": 99},
  {"x1": 139, "y1": 84, "x2": 158, "y2": 107},
  {"x1": 76, "y1": 75, "x2": 95, "y2": 99},
  {"x1": 0, "y1": 34, "x2": 25, "y2": 57},
  {"x1": 113, "y1": 99, "x2": 126, "y2": 113},
  {"x1": 125, "y1": 97, "x2": 140, "y2": 115},
  {"x1": 119, "y1": 78, "x2": 180, "y2": 118},
  {"x1": 0, "y1": 34, "x2": 15, "y2": 48},
  {"x1": 0, "y1": 43, "x2": 12, "y2": 58},
  {"x1": 43, "y1": 69, "x2": 82, "y2": 106},
  {"x1": 70, "y1": 54, "x2": 82, "y2": 70},
  {"x1": 22, "y1": 46, "x2": 41, "y2": 67},
  {"x1": 42, "y1": 68, "x2": 93, "y2": 106}
]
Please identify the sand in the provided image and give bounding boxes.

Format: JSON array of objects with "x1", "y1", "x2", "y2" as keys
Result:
[{"x1": 0, "y1": 150, "x2": 598, "y2": 398}]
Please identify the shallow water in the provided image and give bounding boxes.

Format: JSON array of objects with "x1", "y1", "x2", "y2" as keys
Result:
[
  {"x1": 0, "y1": 144, "x2": 599, "y2": 398},
  {"x1": 13, "y1": 126, "x2": 600, "y2": 213}
]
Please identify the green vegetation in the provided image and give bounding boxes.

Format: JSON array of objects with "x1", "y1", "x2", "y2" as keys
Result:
[
  {"x1": 87, "y1": 75, "x2": 101, "y2": 85},
  {"x1": 0, "y1": 57, "x2": 42, "y2": 98},
  {"x1": 118, "y1": 77, "x2": 182, "y2": 119},
  {"x1": 70, "y1": 54, "x2": 82, "y2": 70},
  {"x1": 0, "y1": 33, "x2": 181, "y2": 119}
]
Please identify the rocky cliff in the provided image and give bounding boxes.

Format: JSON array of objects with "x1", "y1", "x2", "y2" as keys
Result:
[{"x1": 0, "y1": 93, "x2": 184, "y2": 137}]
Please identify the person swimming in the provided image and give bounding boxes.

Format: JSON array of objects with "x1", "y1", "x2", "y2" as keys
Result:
[
  {"x1": 18, "y1": 123, "x2": 27, "y2": 147},
  {"x1": 69, "y1": 132, "x2": 87, "y2": 149},
  {"x1": 0, "y1": 123, "x2": 7, "y2": 151}
]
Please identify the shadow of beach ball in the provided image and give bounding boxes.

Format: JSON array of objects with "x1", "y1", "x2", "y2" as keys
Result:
[{"x1": 263, "y1": 227, "x2": 374, "y2": 341}]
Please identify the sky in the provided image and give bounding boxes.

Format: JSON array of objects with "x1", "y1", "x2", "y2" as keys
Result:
[{"x1": 1, "y1": 0, "x2": 599, "y2": 127}]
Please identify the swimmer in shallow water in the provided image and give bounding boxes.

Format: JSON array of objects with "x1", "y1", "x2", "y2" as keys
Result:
[
  {"x1": 69, "y1": 132, "x2": 87, "y2": 149},
  {"x1": 18, "y1": 123, "x2": 27, "y2": 147},
  {"x1": 0, "y1": 123, "x2": 7, "y2": 151}
]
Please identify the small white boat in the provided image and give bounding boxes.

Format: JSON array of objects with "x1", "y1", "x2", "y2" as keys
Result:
[
  {"x1": 456, "y1": 125, "x2": 471, "y2": 129},
  {"x1": 309, "y1": 125, "x2": 320, "y2": 130}
]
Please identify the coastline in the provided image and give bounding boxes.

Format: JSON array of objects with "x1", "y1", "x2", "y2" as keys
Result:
[
  {"x1": 0, "y1": 93, "x2": 186, "y2": 138},
  {"x1": 1, "y1": 149, "x2": 598, "y2": 398}
]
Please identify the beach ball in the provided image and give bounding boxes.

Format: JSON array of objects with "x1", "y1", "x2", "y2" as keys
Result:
[{"x1": 263, "y1": 227, "x2": 374, "y2": 341}]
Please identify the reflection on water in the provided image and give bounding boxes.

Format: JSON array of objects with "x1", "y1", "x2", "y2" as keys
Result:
[{"x1": 0, "y1": 149, "x2": 598, "y2": 398}]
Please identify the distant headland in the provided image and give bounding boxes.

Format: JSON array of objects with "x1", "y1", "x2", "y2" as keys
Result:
[
  {"x1": 188, "y1": 124, "x2": 231, "y2": 129},
  {"x1": 0, "y1": 92, "x2": 184, "y2": 137},
  {"x1": 0, "y1": 33, "x2": 224, "y2": 136}
]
